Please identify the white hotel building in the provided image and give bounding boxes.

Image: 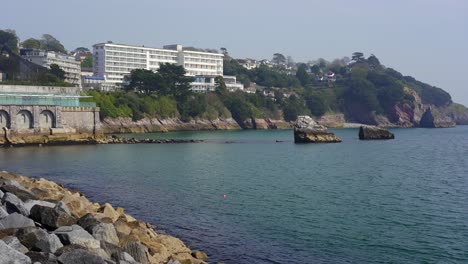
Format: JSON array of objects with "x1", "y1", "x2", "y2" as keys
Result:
[{"x1": 92, "y1": 42, "x2": 243, "y2": 92}]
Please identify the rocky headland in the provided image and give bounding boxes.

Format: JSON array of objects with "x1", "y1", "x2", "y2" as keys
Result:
[{"x1": 0, "y1": 171, "x2": 208, "y2": 264}]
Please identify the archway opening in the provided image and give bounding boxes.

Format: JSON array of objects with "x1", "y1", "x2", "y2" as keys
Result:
[
  {"x1": 39, "y1": 110, "x2": 55, "y2": 129},
  {"x1": 16, "y1": 110, "x2": 33, "y2": 129},
  {"x1": 0, "y1": 110, "x2": 10, "y2": 129}
]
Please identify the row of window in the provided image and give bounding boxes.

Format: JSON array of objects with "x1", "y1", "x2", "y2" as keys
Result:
[
  {"x1": 184, "y1": 58, "x2": 222, "y2": 64},
  {"x1": 106, "y1": 62, "x2": 146, "y2": 68},
  {"x1": 105, "y1": 51, "x2": 146, "y2": 58},
  {"x1": 149, "y1": 55, "x2": 177, "y2": 61},
  {"x1": 106, "y1": 56, "x2": 146, "y2": 63},
  {"x1": 185, "y1": 64, "x2": 218, "y2": 70}
]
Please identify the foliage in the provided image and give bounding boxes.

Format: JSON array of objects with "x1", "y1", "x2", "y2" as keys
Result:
[
  {"x1": 296, "y1": 63, "x2": 311, "y2": 87},
  {"x1": 81, "y1": 55, "x2": 93, "y2": 68},
  {"x1": 49, "y1": 64, "x2": 65, "y2": 80},
  {"x1": 0, "y1": 29, "x2": 19, "y2": 53},
  {"x1": 281, "y1": 95, "x2": 310, "y2": 121},
  {"x1": 21, "y1": 38, "x2": 41, "y2": 49},
  {"x1": 40, "y1": 34, "x2": 66, "y2": 53}
]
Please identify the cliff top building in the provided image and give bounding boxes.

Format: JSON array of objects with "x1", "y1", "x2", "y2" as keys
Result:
[
  {"x1": 92, "y1": 42, "x2": 243, "y2": 92},
  {"x1": 20, "y1": 49, "x2": 82, "y2": 87}
]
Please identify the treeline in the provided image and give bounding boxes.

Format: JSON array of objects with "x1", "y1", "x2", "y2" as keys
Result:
[
  {"x1": 84, "y1": 54, "x2": 454, "y2": 125},
  {"x1": 224, "y1": 52, "x2": 452, "y2": 122}
]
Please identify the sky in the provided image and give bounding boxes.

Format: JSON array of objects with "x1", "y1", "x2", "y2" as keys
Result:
[{"x1": 2, "y1": 0, "x2": 467, "y2": 105}]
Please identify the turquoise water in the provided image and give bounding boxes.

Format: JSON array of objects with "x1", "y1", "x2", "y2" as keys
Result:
[{"x1": 1, "y1": 127, "x2": 468, "y2": 263}]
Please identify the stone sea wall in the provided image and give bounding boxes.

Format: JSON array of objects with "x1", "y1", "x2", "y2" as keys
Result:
[{"x1": 0, "y1": 171, "x2": 208, "y2": 264}]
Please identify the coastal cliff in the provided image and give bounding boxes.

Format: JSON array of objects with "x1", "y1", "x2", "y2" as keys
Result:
[
  {"x1": 101, "y1": 117, "x2": 292, "y2": 134},
  {"x1": 0, "y1": 171, "x2": 207, "y2": 264}
]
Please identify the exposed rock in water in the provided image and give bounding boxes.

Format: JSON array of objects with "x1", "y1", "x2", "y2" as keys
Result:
[
  {"x1": 420, "y1": 107, "x2": 456, "y2": 128},
  {"x1": 293, "y1": 116, "x2": 341, "y2": 143},
  {"x1": 359, "y1": 126, "x2": 395, "y2": 140}
]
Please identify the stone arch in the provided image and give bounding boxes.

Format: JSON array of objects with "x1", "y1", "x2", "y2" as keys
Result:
[
  {"x1": 39, "y1": 110, "x2": 55, "y2": 129},
  {"x1": 16, "y1": 110, "x2": 33, "y2": 129},
  {"x1": 0, "y1": 110, "x2": 10, "y2": 129}
]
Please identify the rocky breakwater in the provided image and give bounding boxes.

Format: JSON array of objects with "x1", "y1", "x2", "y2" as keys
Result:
[
  {"x1": 293, "y1": 115, "x2": 341, "y2": 143},
  {"x1": 359, "y1": 126, "x2": 395, "y2": 140},
  {"x1": 99, "y1": 136, "x2": 204, "y2": 145},
  {"x1": 0, "y1": 171, "x2": 208, "y2": 264}
]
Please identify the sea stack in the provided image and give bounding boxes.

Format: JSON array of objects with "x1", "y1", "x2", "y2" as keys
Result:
[
  {"x1": 294, "y1": 116, "x2": 341, "y2": 143},
  {"x1": 358, "y1": 126, "x2": 395, "y2": 140}
]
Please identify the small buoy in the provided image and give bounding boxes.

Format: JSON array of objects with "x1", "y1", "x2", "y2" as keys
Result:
[{"x1": 223, "y1": 194, "x2": 227, "y2": 199}]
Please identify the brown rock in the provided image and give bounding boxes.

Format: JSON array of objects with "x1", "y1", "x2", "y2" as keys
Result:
[{"x1": 191, "y1": 250, "x2": 208, "y2": 260}]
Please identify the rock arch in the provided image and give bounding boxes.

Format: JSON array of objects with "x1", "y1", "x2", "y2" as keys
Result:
[
  {"x1": 39, "y1": 110, "x2": 55, "y2": 128},
  {"x1": 0, "y1": 110, "x2": 10, "y2": 128},
  {"x1": 16, "y1": 110, "x2": 33, "y2": 129}
]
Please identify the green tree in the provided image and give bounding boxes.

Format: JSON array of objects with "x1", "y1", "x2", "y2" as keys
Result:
[
  {"x1": 40, "y1": 34, "x2": 66, "y2": 53},
  {"x1": 272, "y1": 53, "x2": 286, "y2": 64},
  {"x1": 49, "y1": 64, "x2": 65, "y2": 80},
  {"x1": 306, "y1": 95, "x2": 327, "y2": 116},
  {"x1": 125, "y1": 69, "x2": 161, "y2": 95},
  {"x1": 21, "y1": 38, "x2": 41, "y2": 49},
  {"x1": 282, "y1": 95, "x2": 310, "y2": 121},
  {"x1": 367, "y1": 54, "x2": 382, "y2": 70},
  {"x1": 0, "y1": 29, "x2": 19, "y2": 53},
  {"x1": 215, "y1": 76, "x2": 228, "y2": 95},
  {"x1": 157, "y1": 63, "x2": 193, "y2": 101},
  {"x1": 81, "y1": 55, "x2": 93, "y2": 68},
  {"x1": 296, "y1": 63, "x2": 311, "y2": 87},
  {"x1": 352, "y1": 52, "x2": 364, "y2": 62}
]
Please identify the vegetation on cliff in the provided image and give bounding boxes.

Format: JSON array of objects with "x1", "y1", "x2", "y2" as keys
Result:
[{"x1": 85, "y1": 52, "x2": 456, "y2": 126}]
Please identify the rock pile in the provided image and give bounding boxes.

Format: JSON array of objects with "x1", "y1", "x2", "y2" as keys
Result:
[
  {"x1": 293, "y1": 116, "x2": 342, "y2": 143},
  {"x1": 358, "y1": 126, "x2": 395, "y2": 140},
  {"x1": 99, "y1": 136, "x2": 204, "y2": 145},
  {"x1": 0, "y1": 171, "x2": 208, "y2": 264}
]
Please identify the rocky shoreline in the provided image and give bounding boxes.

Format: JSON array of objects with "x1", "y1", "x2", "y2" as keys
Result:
[{"x1": 0, "y1": 171, "x2": 208, "y2": 264}]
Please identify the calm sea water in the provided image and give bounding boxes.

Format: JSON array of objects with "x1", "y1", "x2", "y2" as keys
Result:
[{"x1": 1, "y1": 127, "x2": 468, "y2": 263}]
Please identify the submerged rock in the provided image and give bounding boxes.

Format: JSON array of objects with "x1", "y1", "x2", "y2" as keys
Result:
[
  {"x1": 358, "y1": 126, "x2": 395, "y2": 140},
  {"x1": 293, "y1": 116, "x2": 341, "y2": 143}
]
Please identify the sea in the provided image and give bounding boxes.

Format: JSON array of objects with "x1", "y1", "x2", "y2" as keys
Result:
[{"x1": 1, "y1": 127, "x2": 467, "y2": 263}]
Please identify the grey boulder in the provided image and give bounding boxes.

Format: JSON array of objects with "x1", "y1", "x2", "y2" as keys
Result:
[
  {"x1": 24, "y1": 200, "x2": 56, "y2": 213},
  {"x1": 57, "y1": 249, "x2": 107, "y2": 264},
  {"x1": 26, "y1": 251, "x2": 58, "y2": 264},
  {"x1": 2, "y1": 235, "x2": 29, "y2": 253},
  {"x1": 30, "y1": 204, "x2": 77, "y2": 230},
  {"x1": 2, "y1": 192, "x2": 30, "y2": 216},
  {"x1": 1, "y1": 180, "x2": 38, "y2": 201},
  {"x1": 54, "y1": 225, "x2": 100, "y2": 249},
  {"x1": 0, "y1": 239, "x2": 32, "y2": 264},
  {"x1": 123, "y1": 242, "x2": 150, "y2": 264},
  {"x1": 18, "y1": 227, "x2": 63, "y2": 253},
  {"x1": 0, "y1": 212, "x2": 35, "y2": 229},
  {"x1": 0, "y1": 206, "x2": 8, "y2": 219}
]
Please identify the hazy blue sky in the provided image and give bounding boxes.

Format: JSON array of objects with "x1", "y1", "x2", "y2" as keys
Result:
[{"x1": 2, "y1": 0, "x2": 467, "y2": 104}]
